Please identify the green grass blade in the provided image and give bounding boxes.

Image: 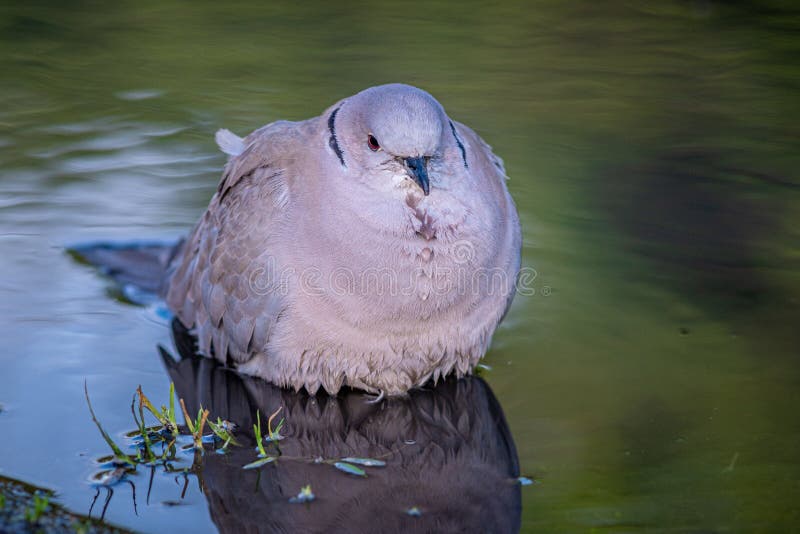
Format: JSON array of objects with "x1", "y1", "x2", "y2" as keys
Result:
[
  {"x1": 339, "y1": 457, "x2": 386, "y2": 467},
  {"x1": 83, "y1": 381, "x2": 134, "y2": 466},
  {"x1": 168, "y1": 382, "x2": 176, "y2": 422},
  {"x1": 333, "y1": 461, "x2": 366, "y2": 477},
  {"x1": 243, "y1": 456, "x2": 275, "y2": 470}
]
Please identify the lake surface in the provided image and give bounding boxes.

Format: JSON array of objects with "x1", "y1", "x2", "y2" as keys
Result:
[{"x1": 1, "y1": 1, "x2": 799, "y2": 532}]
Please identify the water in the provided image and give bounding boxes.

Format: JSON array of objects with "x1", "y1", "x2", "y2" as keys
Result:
[{"x1": 1, "y1": 1, "x2": 798, "y2": 532}]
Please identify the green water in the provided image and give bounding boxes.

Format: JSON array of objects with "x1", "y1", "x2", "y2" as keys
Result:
[{"x1": 1, "y1": 1, "x2": 798, "y2": 532}]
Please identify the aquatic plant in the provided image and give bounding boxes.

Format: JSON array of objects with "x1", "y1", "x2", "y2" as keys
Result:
[
  {"x1": 207, "y1": 417, "x2": 239, "y2": 452},
  {"x1": 243, "y1": 408, "x2": 280, "y2": 469},
  {"x1": 137, "y1": 383, "x2": 179, "y2": 438},
  {"x1": 83, "y1": 378, "x2": 399, "y2": 520},
  {"x1": 266, "y1": 406, "x2": 285, "y2": 442},
  {"x1": 179, "y1": 398, "x2": 210, "y2": 451},
  {"x1": 253, "y1": 409, "x2": 269, "y2": 458},
  {"x1": 24, "y1": 492, "x2": 50, "y2": 524}
]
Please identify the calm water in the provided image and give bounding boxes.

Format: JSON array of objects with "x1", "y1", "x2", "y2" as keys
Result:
[{"x1": 1, "y1": 1, "x2": 799, "y2": 532}]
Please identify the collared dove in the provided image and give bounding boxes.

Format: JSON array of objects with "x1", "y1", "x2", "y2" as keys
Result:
[{"x1": 163, "y1": 83, "x2": 521, "y2": 397}]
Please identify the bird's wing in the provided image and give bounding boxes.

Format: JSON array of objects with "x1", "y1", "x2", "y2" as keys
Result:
[{"x1": 165, "y1": 118, "x2": 314, "y2": 364}]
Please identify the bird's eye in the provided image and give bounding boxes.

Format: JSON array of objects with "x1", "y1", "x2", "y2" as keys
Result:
[{"x1": 367, "y1": 134, "x2": 380, "y2": 151}]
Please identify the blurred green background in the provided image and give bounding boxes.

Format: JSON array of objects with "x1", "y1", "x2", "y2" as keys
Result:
[{"x1": 0, "y1": 1, "x2": 798, "y2": 532}]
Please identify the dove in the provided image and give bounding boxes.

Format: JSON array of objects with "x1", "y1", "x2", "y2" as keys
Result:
[{"x1": 163, "y1": 83, "x2": 521, "y2": 397}]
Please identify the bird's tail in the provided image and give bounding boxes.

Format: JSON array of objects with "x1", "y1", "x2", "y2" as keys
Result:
[{"x1": 68, "y1": 239, "x2": 182, "y2": 304}]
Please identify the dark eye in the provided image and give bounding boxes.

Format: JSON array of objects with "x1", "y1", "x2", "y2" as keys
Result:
[{"x1": 367, "y1": 134, "x2": 380, "y2": 151}]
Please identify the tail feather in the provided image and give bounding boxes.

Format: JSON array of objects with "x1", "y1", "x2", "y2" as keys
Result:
[{"x1": 69, "y1": 240, "x2": 181, "y2": 298}]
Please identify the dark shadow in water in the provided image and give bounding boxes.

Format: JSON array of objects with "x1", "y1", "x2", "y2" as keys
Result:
[
  {"x1": 599, "y1": 146, "x2": 792, "y2": 308},
  {"x1": 160, "y1": 320, "x2": 522, "y2": 533}
]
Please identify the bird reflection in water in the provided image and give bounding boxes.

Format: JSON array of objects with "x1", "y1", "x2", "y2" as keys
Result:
[{"x1": 90, "y1": 320, "x2": 522, "y2": 533}]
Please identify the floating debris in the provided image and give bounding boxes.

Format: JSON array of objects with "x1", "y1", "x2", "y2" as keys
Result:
[
  {"x1": 115, "y1": 89, "x2": 165, "y2": 101},
  {"x1": 243, "y1": 456, "x2": 276, "y2": 470},
  {"x1": 92, "y1": 467, "x2": 128, "y2": 487},
  {"x1": 723, "y1": 452, "x2": 740, "y2": 473},
  {"x1": 288, "y1": 485, "x2": 315, "y2": 504},
  {"x1": 339, "y1": 457, "x2": 386, "y2": 467},
  {"x1": 333, "y1": 461, "x2": 366, "y2": 477}
]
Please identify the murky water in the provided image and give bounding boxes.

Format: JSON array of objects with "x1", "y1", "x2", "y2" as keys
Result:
[{"x1": 1, "y1": 1, "x2": 799, "y2": 532}]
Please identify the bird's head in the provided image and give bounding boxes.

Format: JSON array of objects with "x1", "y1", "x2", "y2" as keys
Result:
[{"x1": 325, "y1": 84, "x2": 463, "y2": 198}]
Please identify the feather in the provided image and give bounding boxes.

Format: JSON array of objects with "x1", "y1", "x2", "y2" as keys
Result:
[{"x1": 215, "y1": 128, "x2": 245, "y2": 156}]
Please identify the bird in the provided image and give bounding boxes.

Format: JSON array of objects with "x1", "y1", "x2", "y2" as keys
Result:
[{"x1": 90, "y1": 83, "x2": 522, "y2": 397}]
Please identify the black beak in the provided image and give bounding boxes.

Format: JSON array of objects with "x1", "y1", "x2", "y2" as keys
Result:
[{"x1": 403, "y1": 157, "x2": 430, "y2": 196}]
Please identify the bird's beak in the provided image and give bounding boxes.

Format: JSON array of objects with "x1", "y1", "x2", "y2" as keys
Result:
[{"x1": 403, "y1": 157, "x2": 430, "y2": 196}]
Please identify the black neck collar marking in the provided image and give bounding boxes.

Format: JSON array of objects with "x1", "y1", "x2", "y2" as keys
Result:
[
  {"x1": 449, "y1": 120, "x2": 468, "y2": 168},
  {"x1": 328, "y1": 107, "x2": 345, "y2": 167}
]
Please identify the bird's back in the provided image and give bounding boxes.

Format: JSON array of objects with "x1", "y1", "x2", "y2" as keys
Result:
[{"x1": 164, "y1": 119, "x2": 315, "y2": 365}]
